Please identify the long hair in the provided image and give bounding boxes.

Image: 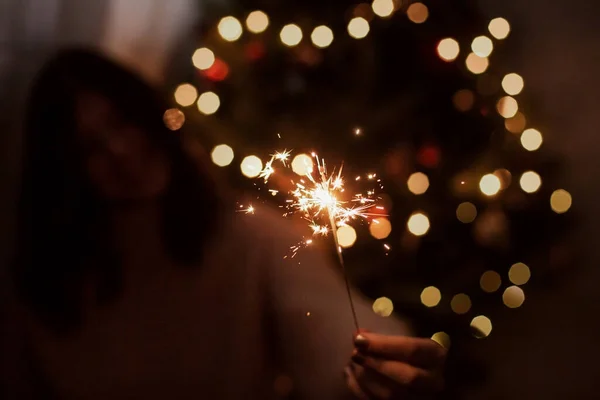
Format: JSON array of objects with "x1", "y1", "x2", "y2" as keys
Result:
[{"x1": 13, "y1": 48, "x2": 220, "y2": 334}]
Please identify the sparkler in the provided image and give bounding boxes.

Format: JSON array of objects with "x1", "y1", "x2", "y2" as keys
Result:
[{"x1": 257, "y1": 151, "x2": 383, "y2": 331}]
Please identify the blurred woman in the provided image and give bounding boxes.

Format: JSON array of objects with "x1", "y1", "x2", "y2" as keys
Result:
[{"x1": 7, "y1": 48, "x2": 445, "y2": 399}]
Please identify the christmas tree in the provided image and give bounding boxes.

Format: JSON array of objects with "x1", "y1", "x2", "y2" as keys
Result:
[{"x1": 164, "y1": 0, "x2": 573, "y2": 396}]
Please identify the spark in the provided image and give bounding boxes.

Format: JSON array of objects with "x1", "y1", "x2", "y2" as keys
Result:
[
  {"x1": 237, "y1": 204, "x2": 255, "y2": 214},
  {"x1": 258, "y1": 149, "x2": 292, "y2": 182}
]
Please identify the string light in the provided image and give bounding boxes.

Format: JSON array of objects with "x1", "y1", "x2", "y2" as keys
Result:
[
  {"x1": 437, "y1": 38, "x2": 460, "y2": 62},
  {"x1": 480, "y1": 270, "x2": 501, "y2": 293},
  {"x1": 337, "y1": 225, "x2": 357, "y2": 248},
  {"x1": 240, "y1": 155, "x2": 263, "y2": 178},
  {"x1": 218, "y1": 16, "x2": 243, "y2": 41},
  {"x1": 211, "y1": 144, "x2": 235, "y2": 167},
  {"x1": 488, "y1": 17, "x2": 511, "y2": 40},
  {"x1": 471, "y1": 36, "x2": 494, "y2": 57},
  {"x1": 497, "y1": 96, "x2": 519, "y2": 118},
  {"x1": 280, "y1": 24, "x2": 303, "y2": 47},
  {"x1": 519, "y1": 171, "x2": 542, "y2": 193},
  {"x1": 465, "y1": 53, "x2": 489, "y2": 74},
  {"x1": 369, "y1": 217, "x2": 392, "y2": 239},
  {"x1": 291, "y1": 153, "x2": 314, "y2": 176},
  {"x1": 311, "y1": 25, "x2": 334, "y2": 48},
  {"x1": 479, "y1": 173, "x2": 501, "y2": 196},
  {"x1": 502, "y1": 73, "x2": 524, "y2": 95},
  {"x1": 163, "y1": 109, "x2": 185, "y2": 131},
  {"x1": 246, "y1": 10, "x2": 269, "y2": 33},
  {"x1": 192, "y1": 47, "x2": 215, "y2": 70},
  {"x1": 372, "y1": 297, "x2": 394, "y2": 317},
  {"x1": 371, "y1": 0, "x2": 394, "y2": 18},
  {"x1": 407, "y1": 172, "x2": 429, "y2": 195},
  {"x1": 431, "y1": 332, "x2": 451, "y2": 349},
  {"x1": 550, "y1": 189, "x2": 572, "y2": 214},
  {"x1": 347, "y1": 17, "x2": 370, "y2": 39},
  {"x1": 471, "y1": 315, "x2": 492, "y2": 338},
  {"x1": 453, "y1": 89, "x2": 475, "y2": 112},
  {"x1": 407, "y1": 2, "x2": 429, "y2": 24},
  {"x1": 502, "y1": 286, "x2": 525, "y2": 308},
  {"x1": 505, "y1": 112, "x2": 527, "y2": 133},
  {"x1": 174, "y1": 83, "x2": 198, "y2": 107},
  {"x1": 420, "y1": 286, "x2": 441, "y2": 307},
  {"x1": 407, "y1": 212, "x2": 430, "y2": 236},
  {"x1": 450, "y1": 293, "x2": 472, "y2": 314},
  {"x1": 196, "y1": 91, "x2": 220, "y2": 115},
  {"x1": 509, "y1": 262, "x2": 531, "y2": 285},
  {"x1": 456, "y1": 202, "x2": 477, "y2": 223},
  {"x1": 521, "y1": 128, "x2": 543, "y2": 151}
]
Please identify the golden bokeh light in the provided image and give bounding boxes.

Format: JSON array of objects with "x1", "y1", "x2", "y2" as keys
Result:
[
  {"x1": 246, "y1": 10, "x2": 269, "y2": 34},
  {"x1": 218, "y1": 16, "x2": 243, "y2": 42},
  {"x1": 471, "y1": 36, "x2": 494, "y2": 57},
  {"x1": 521, "y1": 128, "x2": 543, "y2": 151},
  {"x1": 369, "y1": 217, "x2": 392, "y2": 239},
  {"x1": 420, "y1": 286, "x2": 441, "y2": 307},
  {"x1": 453, "y1": 89, "x2": 475, "y2": 112},
  {"x1": 465, "y1": 53, "x2": 489, "y2": 74},
  {"x1": 240, "y1": 155, "x2": 263, "y2": 178},
  {"x1": 372, "y1": 297, "x2": 394, "y2": 317},
  {"x1": 407, "y1": 212, "x2": 430, "y2": 236},
  {"x1": 450, "y1": 293, "x2": 472, "y2": 314},
  {"x1": 494, "y1": 168, "x2": 512, "y2": 189},
  {"x1": 502, "y1": 73, "x2": 524, "y2": 95},
  {"x1": 197, "y1": 91, "x2": 221, "y2": 115},
  {"x1": 471, "y1": 315, "x2": 492, "y2": 338},
  {"x1": 291, "y1": 154, "x2": 314, "y2": 176},
  {"x1": 407, "y1": 2, "x2": 429, "y2": 23},
  {"x1": 496, "y1": 96, "x2": 519, "y2": 118},
  {"x1": 519, "y1": 171, "x2": 542, "y2": 193},
  {"x1": 503, "y1": 286, "x2": 525, "y2": 308},
  {"x1": 192, "y1": 47, "x2": 215, "y2": 70},
  {"x1": 337, "y1": 225, "x2": 357, "y2": 248},
  {"x1": 488, "y1": 17, "x2": 511, "y2": 40},
  {"x1": 509, "y1": 262, "x2": 531, "y2": 285},
  {"x1": 479, "y1": 173, "x2": 501, "y2": 196},
  {"x1": 505, "y1": 112, "x2": 527, "y2": 133},
  {"x1": 347, "y1": 17, "x2": 370, "y2": 39},
  {"x1": 407, "y1": 172, "x2": 430, "y2": 195},
  {"x1": 210, "y1": 144, "x2": 235, "y2": 167},
  {"x1": 174, "y1": 84, "x2": 198, "y2": 107},
  {"x1": 372, "y1": 0, "x2": 394, "y2": 18},
  {"x1": 280, "y1": 24, "x2": 303, "y2": 47},
  {"x1": 550, "y1": 189, "x2": 572, "y2": 214},
  {"x1": 163, "y1": 109, "x2": 185, "y2": 131},
  {"x1": 431, "y1": 332, "x2": 451, "y2": 349},
  {"x1": 456, "y1": 202, "x2": 477, "y2": 223},
  {"x1": 437, "y1": 38, "x2": 460, "y2": 62},
  {"x1": 311, "y1": 25, "x2": 334, "y2": 48},
  {"x1": 480, "y1": 270, "x2": 501, "y2": 293}
]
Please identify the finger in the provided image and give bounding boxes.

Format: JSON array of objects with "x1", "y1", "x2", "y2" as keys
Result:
[
  {"x1": 352, "y1": 362, "x2": 408, "y2": 400},
  {"x1": 344, "y1": 366, "x2": 369, "y2": 400},
  {"x1": 354, "y1": 333, "x2": 446, "y2": 369},
  {"x1": 351, "y1": 353, "x2": 444, "y2": 393}
]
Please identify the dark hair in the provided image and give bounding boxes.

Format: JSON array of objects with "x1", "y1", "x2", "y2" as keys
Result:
[{"x1": 13, "y1": 48, "x2": 220, "y2": 333}]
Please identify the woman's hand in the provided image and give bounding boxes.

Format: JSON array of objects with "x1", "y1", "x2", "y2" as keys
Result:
[{"x1": 344, "y1": 332, "x2": 447, "y2": 399}]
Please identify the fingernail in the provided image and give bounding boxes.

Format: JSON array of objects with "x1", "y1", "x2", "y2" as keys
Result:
[
  {"x1": 351, "y1": 352, "x2": 366, "y2": 365},
  {"x1": 354, "y1": 334, "x2": 369, "y2": 350}
]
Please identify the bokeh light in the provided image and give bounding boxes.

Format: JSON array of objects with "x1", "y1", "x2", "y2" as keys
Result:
[
  {"x1": 520, "y1": 171, "x2": 542, "y2": 193},
  {"x1": 197, "y1": 91, "x2": 221, "y2": 115},
  {"x1": 240, "y1": 155, "x2": 263, "y2": 178},
  {"x1": 471, "y1": 315, "x2": 492, "y2": 338},
  {"x1": 453, "y1": 89, "x2": 475, "y2": 112},
  {"x1": 280, "y1": 24, "x2": 303, "y2": 46},
  {"x1": 550, "y1": 189, "x2": 572, "y2": 214},
  {"x1": 488, "y1": 17, "x2": 511, "y2": 40},
  {"x1": 450, "y1": 293, "x2": 472, "y2": 314},
  {"x1": 502, "y1": 73, "x2": 524, "y2": 95},
  {"x1": 420, "y1": 286, "x2": 441, "y2": 307},
  {"x1": 369, "y1": 217, "x2": 392, "y2": 239},
  {"x1": 174, "y1": 83, "x2": 198, "y2": 107},
  {"x1": 218, "y1": 16, "x2": 243, "y2": 42},
  {"x1": 494, "y1": 168, "x2": 512, "y2": 189},
  {"x1": 497, "y1": 96, "x2": 519, "y2": 118},
  {"x1": 505, "y1": 112, "x2": 527, "y2": 133},
  {"x1": 372, "y1": 297, "x2": 394, "y2": 317},
  {"x1": 437, "y1": 38, "x2": 460, "y2": 62},
  {"x1": 246, "y1": 10, "x2": 269, "y2": 33},
  {"x1": 192, "y1": 47, "x2": 215, "y2": 70},
  {"x1": 311, "y1": 25, "x2": 334, "y2": 48},
  {"x1": 163, "y1": 109, "x2": 185, "y2": 131},
  {"x1": 465, "y1": 53, "x2": 489, "y2": 74},
  {"x1": 431, "y1": 332, "x2": 451, "y2": 349},
  {"x1": 480, "y1": 270, "x2": 501, "y2": 293},
  {"x1": 407, "y1": 212, "x2": 430, "y2": 236},
  {"x1": 407, "y1": 2, "x2": 429, "y2": 23},
  {"x1": 211, "y1": 144, "x2": 234, "y2": 167},
  {"x1": 291, "y1": 154, "x2": 314, "y2": 176},
  {"x1": 456, "y1": 202, "x2": 477, "y2": 223},
  {"x1": 479, "y1": 173, "x2": 501, "y2": 196},
  {"x1": 503, "y1": 286, "x2": 525, "y2": 308},
  {"x1": 407, "y1": 172, "x2": 429, "y2": 195},
  {"x1": 509, "y1": 262, "x2": 531, "y2": 285},
  {"x1": 337, "y1": 225, "x2": 357, "y2": 248},
  {"x1": 347, "y1": 17, "x2": 370, "y2": 39},
  {"x1": 471, "y1": 36, "x2": 494, "y2": 57},
  {"x1": 372, "y1": 0, "x2": 394, "y2": 18},
  {"x1": 521, "y1": 128, "x2": 543, "y2": 151}
]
